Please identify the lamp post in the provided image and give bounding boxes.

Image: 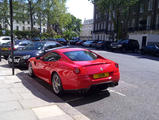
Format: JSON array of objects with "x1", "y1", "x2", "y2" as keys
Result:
[{"x1": 9, "y1": 0, "x2": 14, "y2": 75}]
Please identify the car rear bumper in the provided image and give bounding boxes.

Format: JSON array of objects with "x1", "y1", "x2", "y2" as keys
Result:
[
  {"x1": 1, "y1": 51, "x2": 10, "y2": 56},
  {"x1": 8, "y1": 57, "x2": 28, "y2": 67},
  {"x1": 63, "y1": 72, "x2": 120, "y2": 90}
]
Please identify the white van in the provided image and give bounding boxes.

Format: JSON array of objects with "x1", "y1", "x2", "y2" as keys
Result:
[{"x1": 0, "y1": 36, "x2": 11, "y2": 45}]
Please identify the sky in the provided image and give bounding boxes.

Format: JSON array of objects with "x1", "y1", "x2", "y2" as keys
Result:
[{"x1": 66, "y1": 0, "x2": 94, "y2": 23}]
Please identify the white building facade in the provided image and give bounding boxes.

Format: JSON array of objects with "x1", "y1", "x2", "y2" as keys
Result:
[
  {"x1": 0, "y1": 20, "x2": 47, "y2": 33},
  {"x1": 80, "y1": 19, "x2": 93, "y2": 40}
]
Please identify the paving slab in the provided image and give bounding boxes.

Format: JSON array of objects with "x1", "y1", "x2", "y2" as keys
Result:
[
  {"x1": 0, "y1": 101, "x2": 22, "y2": 113},
  {"x1": 32, "y1": 105, "x2": 73, "y2": 120},
  {"x1": 0, "y1": 110, "x2": 38, "y2": 120}
]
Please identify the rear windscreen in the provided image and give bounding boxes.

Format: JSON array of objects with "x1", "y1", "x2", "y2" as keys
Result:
[{"x1": 64, "y1": 51, "x2": 98, "y2": 61}]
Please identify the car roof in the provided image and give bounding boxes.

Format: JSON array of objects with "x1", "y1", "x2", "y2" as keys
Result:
[
  {"x1": 0, "y1": 36, "x2": 11, "y2": 38},
  {"x1": 54, "y1": 48, "x2": 88, "y2": 53}
]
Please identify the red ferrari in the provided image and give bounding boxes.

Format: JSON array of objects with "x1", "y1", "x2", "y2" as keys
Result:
[{"x1": 28, "y1": 48, "x2": 120, "y2": 95}]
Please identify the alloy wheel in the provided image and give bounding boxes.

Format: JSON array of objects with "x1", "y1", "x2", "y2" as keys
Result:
[{"x1": 52, "y1": 73, "x2": 63, "y2": 95}]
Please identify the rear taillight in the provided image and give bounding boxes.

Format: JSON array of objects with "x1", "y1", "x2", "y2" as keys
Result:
[
  {"x1": 115, "y1": 63, "x2": 119, "y2": 68},
  {"x1": 74, "y1": 67, "x2": 80, "y2": 74},
  {"x1": 9, "y1": 48, "x2": 16, "y2": 50}
]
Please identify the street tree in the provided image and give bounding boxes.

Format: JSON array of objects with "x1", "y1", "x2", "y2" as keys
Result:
[{"x1": 0, "y1": 0, "x2": 10, "y2": 29}]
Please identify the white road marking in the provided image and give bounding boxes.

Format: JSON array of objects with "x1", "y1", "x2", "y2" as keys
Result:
[
  {"x1": 120, "y1": 81, "x2": 138, "y2": 88},
  {"x1": 65, "y1": 97, "x2": 83, "y2": 103},
  {"x1": 108, "y1": 89, "x2": 126, "y2": 97}
]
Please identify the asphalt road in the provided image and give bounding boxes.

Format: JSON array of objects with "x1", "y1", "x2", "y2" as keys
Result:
[
  {"x1": 20, "y1": 46, "x2": 159, "y2": 120},
  {"x1": 60, "y1": 47, "x2": 159, "y2": 120}
]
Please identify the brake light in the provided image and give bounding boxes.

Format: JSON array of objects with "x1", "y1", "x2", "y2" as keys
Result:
[
  {"x1": 74, "y1": 67, "x2": 80, "y2": 74},
  {"x1": 9, "y1": 48, "x2": 16, "y2": 50},
  {"x1": 115, "y1": 63, "x2": 119, "y2": 68}
]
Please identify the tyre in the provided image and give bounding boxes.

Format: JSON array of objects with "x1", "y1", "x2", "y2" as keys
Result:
[
  {"x1": 141, "y1": 50, "x2": 145, "y2": 55},
  {"x1": 52, "y1": 73, "x2": 63, "y2": 95},
  {"x1": 28, "y1": 62, "x2": 35, "y2": 77},
  {"x1": 4, "y1": 55, "x2": 8, "y2": 60},
  {"x1": 121, "y1": 47, "x2": 126, "y2": 53}
]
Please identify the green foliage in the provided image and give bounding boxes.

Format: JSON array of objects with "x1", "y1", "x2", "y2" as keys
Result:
[
  {"x1": 0, "y1": 0, "x2": 82, "y2": 40},
  {"x1": 89, "y1": 0, "x2": 139, "y2": 39},
  {"x1": 14, "y1": 30, "x2": 40, "y2": 39}
]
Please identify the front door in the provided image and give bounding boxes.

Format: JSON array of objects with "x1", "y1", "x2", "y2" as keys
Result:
[{"x1": 142, "y1": 36, "x2": 147, "y2": 48}]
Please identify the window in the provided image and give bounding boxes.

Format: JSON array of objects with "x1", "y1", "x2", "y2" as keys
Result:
[
  {"x1": 28, "y1": 21, "x2": 30, "y2": 24},
  {"x1": 132, "y1": 19, "x2": 135, "y2": 28},
  {"x1": 22, "y1": 21, "x2": 25, "y2": 24},
  {"x1": 23, "y1": 26, "x2": 25, "y2": 31},
  {"x1": 16, "y1": 20, "x2": 19, "y2": 23},
  {"x1": 43, "y1": 28, "x2": 45, "y2": 32},
  {"x1": 156, "y1": 14, "x2": 159, "y2": 28},
  {"x1": 140, "y1": 4, "x2": 144, "y2": 13},
  {"x1": 16, "y1": 26, "x2": 19, "y2": 31},
  {"x1": 104, "y1": 22, "x2": 106, "y2": 29},
  {"x1": 43, "y1": 52, "x2": 61, "y2": 61},
  {"x1": 44, "y1": 43, "x2": 62, "y2": 51},
  {"x1": 64, "y1": 51, "x2": 98, "y2": 61},
  {"x1": 95, "y1": 13, "x2": 97, "y2": 20},
  {"x1": 2, "y1": 38, "x2": 10, "y2": 40},
  {"x1": 111, "y1": 23, "x2": 114, "y2": 31},
  {"x1": 28, "y1": 27, "x2": 30, "y2": 30},
  {"x1": 5, "y1": 24, "x2": 7, "y2": 29},
  {"x1": 148, "y1": 0, "x2": 153, "y2": 11},
  {"x1": 147, "y1": 16, "x2": 151, "y2": 29}
]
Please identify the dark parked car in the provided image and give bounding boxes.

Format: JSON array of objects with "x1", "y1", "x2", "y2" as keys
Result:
[
  {"x1": 45, "y1": 38, "x2": 56, "y2": 41},
  {"x1": 70, "y1": 39, "x2": 79, "y2": 45},
  {"x1": 56, "y1": 38, "x2": 67, "y2": 45},
  {"x1": 1, "y1": 40, "x2": 33, "y2": 59},
  {"x1": 8, "y1": 41, "x2": 63, "y2": 67},
  {"x1": 75, "y1": 40, "x2": 85, "y2": 46},
  {"x1": 141, "y1": 43, "x2": 159, "y2": 56},
  {"x1": 95, "y1": 41, "x2": 106, "y2": 49},
  {"x1": 82, "y1": 40, "x2": 94, "y2": 47},
  {"x1": 110, "y1": 39, "x2": 139, "y2": 52},
  {"x1": 104, "y1": 41, "x2": 113, "y2": 50},
  {"x1": 90, "y1": 40, "x2": 99, "y2": 48},
  {"x1": 32, "y1": 37, "x2": 41, "y2": 41}
]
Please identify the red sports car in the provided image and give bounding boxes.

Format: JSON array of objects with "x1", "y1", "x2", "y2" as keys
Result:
[{"x1": 28, "y1": 48, "x2": 120, "y2": 95}]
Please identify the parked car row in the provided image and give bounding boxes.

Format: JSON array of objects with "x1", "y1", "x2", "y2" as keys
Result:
[
  {"x1": 70, "y1": 39, "x2": 159, "y2": 57},
  {"x1": 1, "y1": 40, "x2": 33, "y2": 59}
]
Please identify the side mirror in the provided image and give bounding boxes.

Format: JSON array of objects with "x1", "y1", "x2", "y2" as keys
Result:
[
  {"x1": 40, "y1": 57, "x2": 43, "y2": 60},
  {"x1": 36, "y1": 56, "x2": 42, "y2": 60}
]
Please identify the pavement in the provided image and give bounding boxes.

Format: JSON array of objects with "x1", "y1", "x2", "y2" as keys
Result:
[{"x1": 0, "y1": 59, "x2": 90, "y2": 120}]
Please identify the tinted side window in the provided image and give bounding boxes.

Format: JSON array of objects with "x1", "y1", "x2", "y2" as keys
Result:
[
  {"x1": 2, "y1": 38, "x2": 10, "y2": 40},
  {"x1": 43, "y1": 52, "x2": 61, "y2": 61},
  {"x1": 147, "y1": 45, "x2": 155, "y2": 49},
  {"x1": 45, "y1": 43, "x2": 62, "y2": 50}
]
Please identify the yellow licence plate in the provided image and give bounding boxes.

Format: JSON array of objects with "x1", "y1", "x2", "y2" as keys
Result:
[
  {"x1": 93, "y1": 72, "x2": 109, "y2": 79},
  {"x1": 1, "y1": 48, "x2": 8, "y2": 50}
]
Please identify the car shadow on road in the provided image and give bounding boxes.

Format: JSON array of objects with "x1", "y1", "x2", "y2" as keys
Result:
[
  {"x1": 60, "y1": 90, "x2": 110, "y2": 107},
  {"x1": 16, "y1": 71, "x2": 109, "y2": 106}
]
